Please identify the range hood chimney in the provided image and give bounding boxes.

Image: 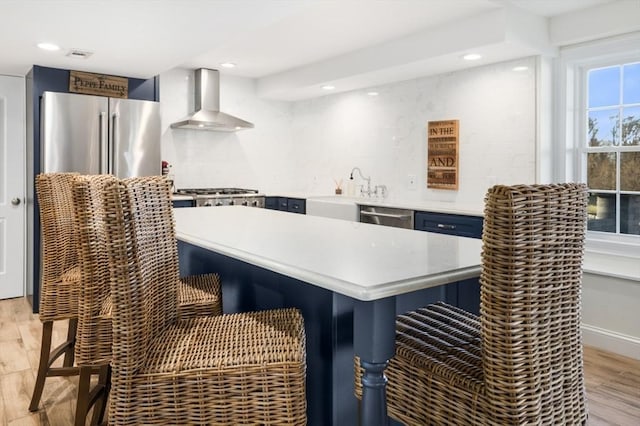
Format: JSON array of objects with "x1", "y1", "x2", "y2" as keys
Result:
[{"x1": 170, "y1": 68, "x2": 254, "y2": 132}]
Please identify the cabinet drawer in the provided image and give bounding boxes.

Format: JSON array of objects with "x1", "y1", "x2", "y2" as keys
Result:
[
  {"x1": 265, "y1": 196, "x2": 287, "y2": 210},
  {"x1": 172, "y1": 199, "x2": 195, "y2": 208},
  {"x1": 287, "y1": 198, "x2": 306, "y2": 214},
  {"x1": 414, "y1": 211, "x2": 483, "y2": 239}
]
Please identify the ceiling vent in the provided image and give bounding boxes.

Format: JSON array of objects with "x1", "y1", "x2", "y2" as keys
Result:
[{"x1": 66, "y1": 49, "x2": 93, "y2": 59}]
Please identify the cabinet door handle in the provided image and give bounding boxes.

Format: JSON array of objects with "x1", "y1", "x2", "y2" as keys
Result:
[{"x1": 437, "y1": 223, "x2": 457, "y2": 230}]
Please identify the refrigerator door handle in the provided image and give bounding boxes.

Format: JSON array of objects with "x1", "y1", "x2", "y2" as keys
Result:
[
  {"x1": 111, "y1": 112, "x2": 119, "y2": 175},
  {"x1": 99, "y1": 112, "x2": 108, "y2": 173}
]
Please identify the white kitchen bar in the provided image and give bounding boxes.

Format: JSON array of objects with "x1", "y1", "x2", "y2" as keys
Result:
[{"x1": 174, "y1": 206, "x2": 482, "y2": 425}]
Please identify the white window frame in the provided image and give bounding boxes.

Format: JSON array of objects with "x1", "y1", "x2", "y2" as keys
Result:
[{"x1": 555, "y1": 33, "x2": 640, "y2": 261}]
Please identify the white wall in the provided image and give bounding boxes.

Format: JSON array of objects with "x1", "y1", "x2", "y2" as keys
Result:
[
  {"x1": 161, "y1": 57, "x2": 536, "y2": 209},
  {"x1": 582, "y1": 273, "x2": 640, "y2": 360}
]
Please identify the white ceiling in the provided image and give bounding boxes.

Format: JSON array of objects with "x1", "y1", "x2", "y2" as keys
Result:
[{"x1": 0, "y1": 0, "x2": 629, "y2": 100}]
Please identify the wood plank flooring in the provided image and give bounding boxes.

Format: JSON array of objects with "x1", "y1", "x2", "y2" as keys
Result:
[{"x1": 1, "y1": 296, "x2": 639, "y2": 425}]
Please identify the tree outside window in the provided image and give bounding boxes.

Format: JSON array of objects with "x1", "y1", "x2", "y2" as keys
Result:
[{"x1": 585, "y1": 62, "x2": 640, "y2": 235}]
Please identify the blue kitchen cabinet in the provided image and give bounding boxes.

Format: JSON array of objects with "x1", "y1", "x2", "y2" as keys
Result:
[
  {"x1": 414, "y1": 211, "x2": 483, "y2": 239},
  {"x1": 172, "y1": 199, "x2": 195, "y2": 208},
  {"x1": 265, "y1": 196, "x2": 306, "y2": 214},
  {"x1": 265, "y1": 196, "x2": 286, "y2": 210},
  {"x1": 414, "y1": 211, "x2": 483, "y2": 314},
  {"x1": 287, "y1": 198, "x2": 306, "y2": 214}
]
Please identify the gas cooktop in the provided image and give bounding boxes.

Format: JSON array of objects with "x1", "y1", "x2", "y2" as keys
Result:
[
  {"x1": 175, "y1": 188, "x2": 259, "y2": 196},
  {"x1": 175, "y1": 188, "x2": 265, "y2": 208}
]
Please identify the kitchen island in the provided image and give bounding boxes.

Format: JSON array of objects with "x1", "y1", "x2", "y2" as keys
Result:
[{"x1": 174, "y1": 206, "x2": 482, "y2": 425}]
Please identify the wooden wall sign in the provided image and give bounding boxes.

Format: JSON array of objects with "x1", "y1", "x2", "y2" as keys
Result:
[
  {"x1": 69, "y1": 70, "x2": 128, "y2": 98},
  {"x1": 427, "y1": 119, "x2": 459, "y2": 190}
]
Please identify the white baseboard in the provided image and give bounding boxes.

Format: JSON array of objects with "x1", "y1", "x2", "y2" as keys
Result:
[{"x1": 582, "y1": 323, "x2": 640, "y2": 360}]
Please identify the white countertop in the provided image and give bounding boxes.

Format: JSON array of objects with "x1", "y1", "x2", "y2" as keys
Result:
[
  {"x1": 286, "y1": 194, "x2": 484, "y2": 217},
  {"x1": 174, "y1": 206, "x2": 482, "y2": 301}
]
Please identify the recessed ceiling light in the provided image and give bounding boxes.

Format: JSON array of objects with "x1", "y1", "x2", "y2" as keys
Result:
[
  {"x1": 367, "y1": 91, "x2": 379, "y2": 96},
  {"x1": 462, "y1": 53, "x2": 482, "y2": 61},
  {"x1": 512, "y1": 66, "x2": 528, "y2": 72},
  {"x1": 322, "y1": 85, "x2": 335, "y2": 90},
  {"x1": 220, "y1": 62, "x2": 236, "y2": 68},
  {"x1": 37, "y1": 42, "x2": 60, "y2": 51}
]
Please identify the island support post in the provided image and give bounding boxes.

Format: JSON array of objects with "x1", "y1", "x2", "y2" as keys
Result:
[{"x1": 354, "y1": 297, "x2": 396, "y2": 426}]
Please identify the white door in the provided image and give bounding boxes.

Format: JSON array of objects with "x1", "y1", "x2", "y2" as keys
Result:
[{"x1": 0, "y1": 75, "x2": 25, "y2": 299}]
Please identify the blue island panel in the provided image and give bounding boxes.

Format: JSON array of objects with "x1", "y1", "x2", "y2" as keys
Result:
[{"x1": 178, "y1": 240, "x2": 446, "y2": 425}]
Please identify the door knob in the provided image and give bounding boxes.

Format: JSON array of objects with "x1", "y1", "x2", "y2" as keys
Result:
[{"x1": 11, "y1": 198, "x2": 21, "y2": 205}]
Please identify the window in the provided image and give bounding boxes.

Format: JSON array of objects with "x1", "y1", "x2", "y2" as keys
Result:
[
  {"x1": 583, "y1": 62, "x2": 640, "y2": 236},
  {"x1": 556, "y1": 34, "x2": 640, "y2": 276}
]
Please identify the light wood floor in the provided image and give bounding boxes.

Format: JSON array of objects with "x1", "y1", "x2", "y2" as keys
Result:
[{"x1": 1, "y1": 296, "x2": 639, "y2": 425}]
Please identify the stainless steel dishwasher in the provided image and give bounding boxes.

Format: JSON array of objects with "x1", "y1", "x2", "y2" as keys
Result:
[{"x1": 359, "y1": 205, "x2": 414, "y2": 229}]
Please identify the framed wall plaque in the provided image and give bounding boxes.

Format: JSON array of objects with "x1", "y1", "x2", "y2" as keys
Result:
[
  {"x1": 69, "y1": 70, "x2": 128, "y2": 98},
  {"x1": 427, "y1": 119, "x2": 459, "y2": 190}
]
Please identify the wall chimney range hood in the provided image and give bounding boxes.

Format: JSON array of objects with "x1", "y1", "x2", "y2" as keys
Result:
[{"x1": 170, "y1": 68, "x2": 254, "y2": 132}]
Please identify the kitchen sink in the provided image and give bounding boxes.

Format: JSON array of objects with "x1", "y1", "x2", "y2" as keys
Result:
[{"x1": 305, "y1": 196, "x2": 359, "y2": 221}]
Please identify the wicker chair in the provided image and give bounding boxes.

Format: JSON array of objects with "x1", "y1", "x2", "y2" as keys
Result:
[
  {"x1": 71, "y1": 174, "x2": 225, "y2": 425},
  {"x1": 355, "y1": 183, "x2": 589, "y2": 425},
  {"x1": 72, "y1": 174, "x2": 115, "y2": 426},
  {"x1": 30, "y1": 172, "x2": 83, "y2": 412},
  {"x1": 101, "y1": 176, "x2": 307, "y2": 425}
]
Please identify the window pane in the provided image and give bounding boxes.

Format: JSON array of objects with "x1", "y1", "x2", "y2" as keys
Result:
[
  {"x1": 587, "y1": 152, "x2": 616, "y2": 190},
  {"x1": 623, "y1": 63, "x2": 640, "y2": 104},
  {"x1": 620, "y1": 194, "x2": 640, "y2": 235},
  {"x1": 621, "y1": 151, "x2": 640, "y2": 191},
  {"x1": 587, "y1": 192, "x2": 616, "y2": 233},
  {"x1": 588, "y1": 109, "x2": 619, "y2": 146},
  {"x1": 588, "y1": 66, "x2": 620, "y2": 108},
  {"x1": 621, "y1": 106, "x2": 640, "y2": 146}
]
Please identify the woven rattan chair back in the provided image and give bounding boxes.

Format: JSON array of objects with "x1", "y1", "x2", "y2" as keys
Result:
[
  {"x1": 104, "y1": 176, "x2": 179, "y2": 372},
  {"x1": 35, "y1": 172, "x2": 81, "y2": 321},
  {"x1": 70, "y1": 174, "x2": 115, "y2": 426},
  {"x1": 480, "y1": 183, "x2": 588, "y2": 423},
  {"x1": 30, "y1": 172, "x2": 82, "y2": 412},
  {"x1": 72, "y1": 174, "x2": 117, "y2": 366}
]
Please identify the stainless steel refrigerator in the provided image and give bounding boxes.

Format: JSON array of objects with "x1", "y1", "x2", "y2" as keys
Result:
[
  {"x1": 41, "y1": 91, "x2": 160, "y2": 176},
  {"x1": 30, "y1": 91, "x2": 161, "y2": 312}
]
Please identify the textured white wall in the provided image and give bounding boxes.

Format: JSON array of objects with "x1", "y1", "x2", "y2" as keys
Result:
[
  {"x1": 161, "y1": 57, "x2": 536, "y2": 210},
  {"x1": 582, "y1": 273, "x2": 640, "y2": 359}
]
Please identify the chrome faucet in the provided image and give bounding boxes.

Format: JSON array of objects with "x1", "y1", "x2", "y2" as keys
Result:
[
  {"x1": 350, "y1": 167, "x2": 372, "y2": 197},
  {"x1": 373, "y1": 184, "x2": 388, "y2": 199}
]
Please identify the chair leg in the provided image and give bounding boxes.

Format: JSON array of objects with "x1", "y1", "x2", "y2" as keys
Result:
[
  {"x1": 29, "y1": 321, "x2": 54, "y2": 412},
  {"x1": 75, "y1": 364, "x2": 111, "y2": 426},
  {"x1": 29, "y1": 319, "x2": 80, "y2": 412},
  {"x1": 90, "y1": 364, "x2": 111, "y2": 426},
  {"x1": 63, "y1": 318, "x2": 78, "y2": 367},
  {"x1": 75, "y1": 366, "x2": 92, "y2": 426}
]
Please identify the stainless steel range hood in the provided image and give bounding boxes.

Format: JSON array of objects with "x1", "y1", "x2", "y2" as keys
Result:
[{"x1": 170, "y1": 68, "x2": 254, "y2": 132}]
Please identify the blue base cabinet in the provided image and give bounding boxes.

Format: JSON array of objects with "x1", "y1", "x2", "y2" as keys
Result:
[
  {"x1": 265, "y1": 196, "x2": 306, "y2": 214},
  {"x1": 172, "y1": 199, "x2": 195, "y2": 208},
  {"x1": 414, "y1": 211, "x2": 483, "y2": 314}
]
